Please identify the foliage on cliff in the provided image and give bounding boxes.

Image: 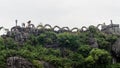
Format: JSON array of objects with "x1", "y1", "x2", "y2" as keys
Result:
[{"x1": 0, "y1": 26, "x2": 119, "y2": 68}]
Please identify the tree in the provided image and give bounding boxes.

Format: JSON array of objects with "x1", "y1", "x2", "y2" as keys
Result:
[
  {"x1": 57, "y1": 32, "x2": 80, "y2": 50},
  {"x1": 78, "y1": 45, "x2": 92, "y2": 57},
  {"x1": 89, "y1": 48, "x2": 111, "y2": 67},
  {"x1": 97, "y1": 38, "x2": 110, "y2": 50},
  {"x1": 85, "y1": 55, "x2": 95, "y2": 68},
  {"x1": 78, "y1": 32, "x2": 89, "y2": 45},
  {"x1": 37, "y1": 31, "x2": 57, "y2": 45},
  {"x1": 88, "y1": 25, "x2": 98, "y2": 34},
  {"x1": 27, "y1": 34, "x2": 38, "y2": 45},
  {"x1": 69, "y1": 52, "x2": 84, "y2": 68},
  {"x1": 5, "y1": 38, "x2": 18, "y2": 50},
  {"x1": 0, "y1": 37, "x2": 4, "y2": 46}
]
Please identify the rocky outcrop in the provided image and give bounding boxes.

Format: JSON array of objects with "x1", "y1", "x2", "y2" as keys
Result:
[
  {"x1": 7, "y1": 56, "x2": 35, "y2": 68},
  {"x1": 112, "y1": 38, "x2": 120, "y2": 57},
  {"x1": 89, "y1": 37, "x2": 98, "y2": 48},
  {"x1": 6, "y1": 56, "x2": 56, "y2": 68},
  {"x1": 88, "y1": 33, "x2": 98, "y2": 48},
  {"x1": 111, "y1": 38, "x2": 120, "y2": 63},
  {"x1": 43, "y1": 62, "x2": 55, "y2": 68}
]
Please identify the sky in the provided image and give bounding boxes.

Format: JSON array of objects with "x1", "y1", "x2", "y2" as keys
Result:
[{"x1": 0, "y1": 0, "x2": 120, "y2": 34}]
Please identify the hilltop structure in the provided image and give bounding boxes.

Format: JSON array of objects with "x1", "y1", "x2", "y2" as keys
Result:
[
  {"x1": 101, "y1": 20, "x2": 120, "y2": 34},
  {"x1": 1, "y1": 20, "x2": 120, "y2": 45}
]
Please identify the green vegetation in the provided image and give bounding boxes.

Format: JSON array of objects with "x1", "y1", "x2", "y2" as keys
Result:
[{"x1": 0, "y1": 26, "x2": 120, "y2": 68}]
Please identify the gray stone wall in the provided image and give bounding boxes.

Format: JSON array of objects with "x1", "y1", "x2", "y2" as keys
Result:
[{"x1": 101, "y1": 23, "x2": 120, "y2": 35}]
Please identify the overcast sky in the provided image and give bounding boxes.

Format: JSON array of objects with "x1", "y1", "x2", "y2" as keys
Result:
[{"x1": 0, "y1": 0, "x2": 120, "y2": 34}]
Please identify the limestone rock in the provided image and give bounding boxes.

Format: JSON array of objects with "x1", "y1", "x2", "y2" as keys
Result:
[
  {"x1": 7, "y1": 56, "x2": 35, "y2": 68},
  {"x1": 89, "y1": 37, "x2": 98, "y2": 48},
  {"x1": 112, "y1": 38, "x2": 120, "y2": 57}
]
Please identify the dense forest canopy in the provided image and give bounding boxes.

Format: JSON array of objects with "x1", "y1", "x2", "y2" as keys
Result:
[{"x1": 0, "y1": 22, "x2": 120, "y2": 68}]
